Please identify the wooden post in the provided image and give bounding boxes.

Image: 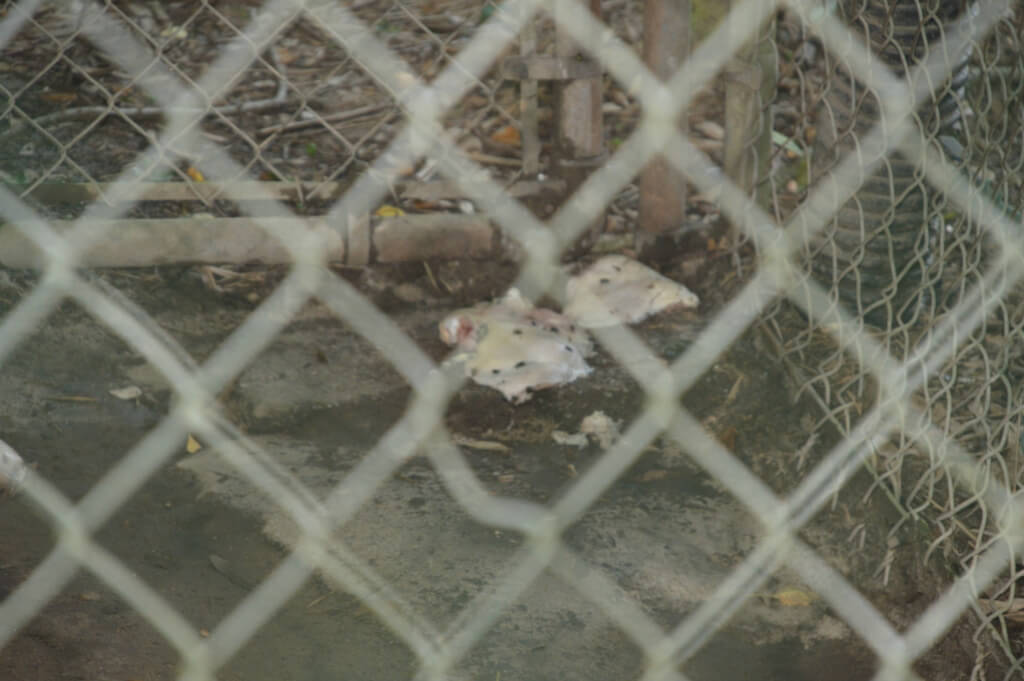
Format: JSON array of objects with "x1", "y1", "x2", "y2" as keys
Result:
[
  {"x1": 637, "y1": 0, "x2": 690, "y2": 262},
  {"x1": 519, "y1": 12, "x2": 540, "y2": 176},
  {"x1": 554, "y1": 0, "x2": 605, "y2": 259},
  {"x1": 722, "y1": 10, "x2": 776, "y2": 222}
]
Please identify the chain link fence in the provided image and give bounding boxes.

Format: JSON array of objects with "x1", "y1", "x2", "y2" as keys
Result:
[
  {"x1": 763, "y1": 2, "x2": 1024, "y2": 675},
  {"x1": 2, "y1": 0, "x2": 1024, "y2": 679}
]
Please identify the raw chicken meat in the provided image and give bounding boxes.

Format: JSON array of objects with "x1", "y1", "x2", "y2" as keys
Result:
[
  {"x1": 564, "y1": 254, "x2": 699, "y2": 328},
  {"x1": 440, "y1": 288, "x2": 592, "y2": 354},
  {"x1": 439, "y1": 289, "x2": 593, "y2": 404},
  {"x1": 438, "y1": 256, "x2": 699, "y2": 404}
]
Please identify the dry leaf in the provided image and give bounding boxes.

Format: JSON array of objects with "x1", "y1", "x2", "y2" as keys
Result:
[
  {"x1": 490, "y1": 124, "x2": 521, "y2": 147},
  {"x1": 640, "y1": 469, "x2": 669, "y2": 482},
  {"x1": 724, "y1": 376, "x2": 745, "y2": 405},
  {"x1": 109, "y1": 385, "x2": 142, "y2": 400},
  {"x1": 186, "y1": 434, "x2": 202, "y2": 454},
  {"x1": 773, "y1": 588, "x2": 815, "y2": 607},
  {"x1": 375, "y1": 204, "x2": 406, "y2": 217},
  {"x1": 410, "y1": 199, "x2": 440, "y2": 211},
  {"x1": 693, "y1": 120, "x2": 725, "y2": 140},
  {"x1": 717, "y1": 426, "x2": 738, "y2": 451},
  {"x1": 978, "y1": 598, "x2": 1024, "y2": 622},
  {"x1": 274, "y1": 46, "x2": 298, "y2": 64},
  {"x1": 186, "y1": 166, "x2": 205, "y2": 182},
  {"x1": 39, "y1": 92, "x2": 77, "y2": 104}
]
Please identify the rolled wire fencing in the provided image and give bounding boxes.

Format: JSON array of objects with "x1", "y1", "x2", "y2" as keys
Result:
[{"x1": 761, "y1": 2, "x2": 1024, "y2": 674}]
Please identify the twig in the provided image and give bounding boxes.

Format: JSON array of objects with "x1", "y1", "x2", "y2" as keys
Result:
[
  {"x1": 423, "y1": 261, "x2": 440, "y2": 292},
  {"x1": 465, "y1": 151, "x2": 523, "y2": 168},
  {"x1": 268, "y1": 46, "x2": 290, "y2": 103},
  {"x1": 256, "y1": 102, "x2": 394, "y2": 136},
  {"x1": 0, "y1": 95, "x2": 300, "y2": 142}
]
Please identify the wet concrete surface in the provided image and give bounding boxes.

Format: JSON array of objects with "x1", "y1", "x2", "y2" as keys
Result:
[{"x1": 0, "y1": 263, "x2": 979, "y2": 680}]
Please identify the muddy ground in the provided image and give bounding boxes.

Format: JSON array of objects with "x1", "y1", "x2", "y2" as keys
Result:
[{"x1": 0, "y1": 259, "x2": 986, "y2": 681}]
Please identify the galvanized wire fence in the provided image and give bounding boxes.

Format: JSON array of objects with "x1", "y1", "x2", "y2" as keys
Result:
[{"x1": 1, "y1": 0, "x2": 1024, "y2": 680}]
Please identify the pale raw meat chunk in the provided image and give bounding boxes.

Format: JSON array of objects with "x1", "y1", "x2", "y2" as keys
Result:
[
  {"x1": 564, "y1": 255, "x2": 699, "y2": 328},
  {"x1": 439, "y1": 289, "x2": 593, "y2": 403}
]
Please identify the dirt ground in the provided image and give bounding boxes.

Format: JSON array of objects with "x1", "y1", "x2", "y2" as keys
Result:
[{"x1": 0, "y1": 259, "x2": 987, "y2": 681}]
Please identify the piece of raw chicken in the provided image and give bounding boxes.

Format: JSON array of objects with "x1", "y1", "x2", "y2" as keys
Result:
[
  {"x1": 439, "y1": 289, "x2": 594, "y2": 404},
  {"x1": 563, "y1": 254, "x2": 699, "y2": 328},
  {"x1": 438, "y1": 256, "x2": 699, "y2": 403}
]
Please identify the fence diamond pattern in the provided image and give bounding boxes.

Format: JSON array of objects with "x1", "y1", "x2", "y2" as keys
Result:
[{"x1": 1, "y1": 1, "x2": 1023, "y2": 680}]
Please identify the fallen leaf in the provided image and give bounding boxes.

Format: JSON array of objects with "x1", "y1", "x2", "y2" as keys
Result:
[
  {"x1": 274, "y1": 46, "x2": 298, "y2": 64},
  {"x1": 186, "y1": 434, "x2": 202, "y2": 454},
  {"x1": 771, "y1": 130, "x2": 804, "y2": 157},
  {"x1": 717, "y1": 426, "x2": 737, "y2": 451},
  {"x1": 693, "y1": 120, "x2": 724, "y2": 140},
  {"x1": 453, "y1": 434, "x2": 509, "y2": 452},
  {"x1": 724, "y1": 375, "x2": 745, "y2": 405},
  {"x1": 375, "y1": 204, "x2": 405, "y2": 217},
  {"x1": 773, "y1": 588, "x2": 815, "y2": 607},
  {"x1": 640, "y1": 469, "x2": 669, "y2": 482},
  {"x1": 160, "y1": 25, "x2": 188, "y2": 40},
  {"x1": 490, "y1": 124, "x2": 521, "y2": 146},
  {"x1": 109, "y1": 385, "x2": 142, "y2": 400},
  {"x1": 410, "y1": 199, "x2": 440, "y2": 211},
  {"x1": 978, "y1": 598, "x2": 1024, "y2": 622}
]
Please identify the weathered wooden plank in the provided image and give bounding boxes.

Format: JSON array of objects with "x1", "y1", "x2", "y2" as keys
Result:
[
  {"x1": 15, "y1": 179, "x2": 564, "y2": 205},
  {"x1": 0, "y1": 214, "x2": 512, "y2": 268}
]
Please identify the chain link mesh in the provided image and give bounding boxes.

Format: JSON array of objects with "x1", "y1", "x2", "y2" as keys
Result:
[{"x1": 2, "y1": 0, "x2": 1024, "y2": 679}]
